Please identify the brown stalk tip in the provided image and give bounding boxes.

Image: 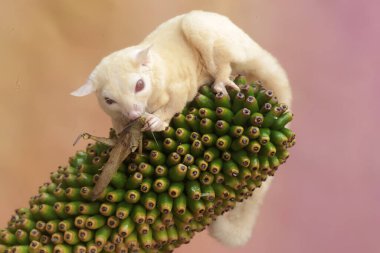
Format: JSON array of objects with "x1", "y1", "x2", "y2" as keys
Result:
[
  {"x1": 30, "y1": 241, "x2": 38, "y2": 247},
  {"x1": 247, "y1": 96, "x2": 254, "y2": 102},
  {"x1": 281, "y1": 104, "x2": 288, "y2": 111}
]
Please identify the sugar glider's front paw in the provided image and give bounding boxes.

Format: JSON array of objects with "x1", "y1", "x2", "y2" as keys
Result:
[
  {"x1": 212, "y1": 80, "x2": 240, "y2": 96},
  {"x1": 142, "y1": 114, "x2": 168, "y2": 132}
]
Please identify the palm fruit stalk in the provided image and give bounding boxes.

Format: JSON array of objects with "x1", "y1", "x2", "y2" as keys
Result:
[{"x1": 0, "y1": 77, "x2": 295, "y2": 253}]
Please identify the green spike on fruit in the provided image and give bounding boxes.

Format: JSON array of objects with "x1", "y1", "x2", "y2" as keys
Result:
[{"x1": 0, "y1": 77, "x2": 295, "y2": 253}]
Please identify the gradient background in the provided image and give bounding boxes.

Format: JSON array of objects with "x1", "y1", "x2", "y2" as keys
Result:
[{"x1": 0, "y1": 1, "x2": 379, "y2": 252}]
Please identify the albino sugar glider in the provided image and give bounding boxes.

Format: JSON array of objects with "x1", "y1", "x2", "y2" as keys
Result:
[{"x1": 72, "y1": 10, "x2": 292, "y2": 247}]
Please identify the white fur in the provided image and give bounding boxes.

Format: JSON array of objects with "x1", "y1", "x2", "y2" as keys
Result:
[
  {"x1": 209, "y1": 178, "x2": 274, "y2": 247},
  {"x1": 72, "y1": 10, "x2": 291, "y2": 132},
  {"x1": 72, "y1": 10, "x2": 292, "y2": 246}
]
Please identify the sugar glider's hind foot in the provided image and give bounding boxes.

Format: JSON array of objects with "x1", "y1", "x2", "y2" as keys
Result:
[
  {"x1": 212, "y1": 80, "x2": 240, "y2": 97},
  {"x1": 212, "y1": 82, "x2": 228, "y2": 95}
]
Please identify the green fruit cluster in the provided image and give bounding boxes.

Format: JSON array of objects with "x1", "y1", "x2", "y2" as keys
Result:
[{"x1": 0, "y1": 77, "x2": 295, "y2": 253}]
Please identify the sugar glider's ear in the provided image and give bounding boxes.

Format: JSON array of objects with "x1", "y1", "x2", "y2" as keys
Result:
[
  {"x1": 136, "y1": 45, "x2": 152, "y2": 66},
  {"x1": 70, "y1": 79, "x2": 96, "y2": 97}
]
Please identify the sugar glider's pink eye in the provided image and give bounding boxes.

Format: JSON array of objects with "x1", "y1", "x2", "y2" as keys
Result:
[
  {"x1": 135, "y1": 79, "x2": 145, "y2": 93},
  {"x1": 104, "y1": 97, "x2": 116, "y2": 105}
]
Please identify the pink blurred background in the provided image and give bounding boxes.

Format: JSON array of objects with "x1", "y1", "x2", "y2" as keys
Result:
[{"x1": 0, "y1": 0, "x2": 379, "y2": 252}]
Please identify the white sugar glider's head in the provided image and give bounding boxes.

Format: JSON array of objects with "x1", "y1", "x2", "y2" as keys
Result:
[{"x1": 71, "y1": 46, "x2": 153, "y2": 122}]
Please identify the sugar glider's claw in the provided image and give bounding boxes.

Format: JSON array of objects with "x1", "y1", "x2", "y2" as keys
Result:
[
  {"x1": 225, "y1": 79, "x2": 240, "y2": 91},
  {"x1": 212, "y1": 82, "x2": 228, "y2": 96},
  {"x1": 142, "y1": 114, "x2": 168, "y2": 132}
]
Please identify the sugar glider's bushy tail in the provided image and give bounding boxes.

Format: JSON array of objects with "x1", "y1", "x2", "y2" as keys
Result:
[
  {"x1": 243, "y1": 49, "x2": 292, "y2": 106},
  {"x1": 208, "y1": 177, "x2": 273, "y2": 247}
]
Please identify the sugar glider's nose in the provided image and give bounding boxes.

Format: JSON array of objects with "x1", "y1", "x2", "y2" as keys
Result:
[{"x1": 128, "y1": 111, "x2": 141, "y2": 120}]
